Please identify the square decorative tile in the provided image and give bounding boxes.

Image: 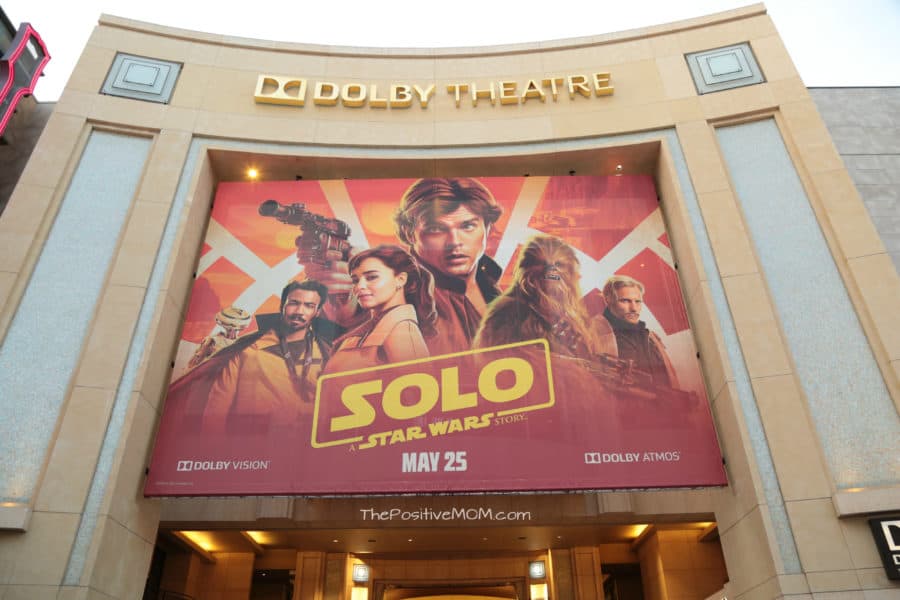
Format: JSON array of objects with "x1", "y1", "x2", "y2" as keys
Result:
[
  {"x1": 686, "y1": 43, "x2": 765, "y2": 95},
  {"x1": 101, "y1": 53, "x2": 181, "y2": 103}
]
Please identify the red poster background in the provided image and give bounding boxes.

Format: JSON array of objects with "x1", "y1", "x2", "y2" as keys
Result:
[{"x1": 145, "y1": 176, "x2": 726, "y2": 496}]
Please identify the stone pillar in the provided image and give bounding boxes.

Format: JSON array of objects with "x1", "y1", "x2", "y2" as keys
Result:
[{"x1": 570, "y1": 547, "x2": 603, "y2": 600}]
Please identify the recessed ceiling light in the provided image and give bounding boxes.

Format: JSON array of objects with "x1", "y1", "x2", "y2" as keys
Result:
[{"x1": 247, "y1": 168, "x2": 259, "y2": 179}]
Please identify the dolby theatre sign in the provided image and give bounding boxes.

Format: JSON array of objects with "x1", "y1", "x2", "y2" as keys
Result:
[{"x1": 254, "y1": 72, "x2": 613, "y2": 109}]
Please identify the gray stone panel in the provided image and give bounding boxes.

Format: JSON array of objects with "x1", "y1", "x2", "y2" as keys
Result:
[
  {"x1": 101, "y1": 53, "x2": 181, "y2": 104},
  {"x1": 718, "y1": 119, "x2": 899, "y2": 490},
  {"x1": 811, "y1": 87, "x2": 900, "y2": 272},
  {"x1": 0, "y1": 131, "x2": 151, "y2": 504},
  {"x1": 685, "y1": 43, "x2": 765, "y2": 95}
]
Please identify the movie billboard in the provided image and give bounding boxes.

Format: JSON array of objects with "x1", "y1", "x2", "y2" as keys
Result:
[{"x1": 145, "y1": 176, "x2": 726, "y2": 496}]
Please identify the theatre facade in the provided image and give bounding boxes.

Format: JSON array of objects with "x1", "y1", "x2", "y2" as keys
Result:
[{"x1": 1, "y1": 4, "x2": 899, "y2": 600}]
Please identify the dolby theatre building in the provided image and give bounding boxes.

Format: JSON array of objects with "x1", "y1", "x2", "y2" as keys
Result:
[{"x1": 1, "y1": 4, "x2": 899, "y2": 600}]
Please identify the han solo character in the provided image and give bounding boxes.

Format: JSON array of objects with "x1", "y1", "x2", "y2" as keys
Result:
[
  {"x1": 173, "y1": 280, "x2": 338, "y2": 434},
  {"x1": 602, "y1": 275, "x2": 679, "y2": 388},
  {"x1": 392, "y1": 178, "x2": 504, "y2": 356}
]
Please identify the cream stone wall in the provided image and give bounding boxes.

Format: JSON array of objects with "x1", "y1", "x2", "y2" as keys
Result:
[
  {"x1": 0, "y1": 96, "x2": 53, "y2": 215},
  {"x1": 0, "y1": 4, "x2": 898, "y2": 600}
]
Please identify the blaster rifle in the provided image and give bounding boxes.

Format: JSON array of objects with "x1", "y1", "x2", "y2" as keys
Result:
[
  {"x1": 259, "y1": 199, "x2": 353, "y2": 266},
  {"x1": 550, "y1": 317, "x2": 692, "y2": 401},
  {"x1": 576, "y1": 353, "x2": 695, "y2": 403}
]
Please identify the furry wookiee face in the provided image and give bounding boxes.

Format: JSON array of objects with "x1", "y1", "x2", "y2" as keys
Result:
[{"x1": 515, "y1": 235, "x2": 582, "y2": 302}]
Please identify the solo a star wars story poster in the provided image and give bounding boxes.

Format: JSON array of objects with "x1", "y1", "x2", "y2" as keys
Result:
[{"x1": 145, "y1": 176, "x2": 726, "y2": 496}]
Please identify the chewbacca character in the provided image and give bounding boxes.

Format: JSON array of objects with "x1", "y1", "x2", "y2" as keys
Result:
[
  {"x1": 474, "y1": 235, "x2": 619, "y2": 436},
  {"x1": 474, "y1": 235, "x2": 616, "y2": 359}
]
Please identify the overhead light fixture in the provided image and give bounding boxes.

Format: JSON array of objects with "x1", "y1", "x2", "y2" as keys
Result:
[
  {"x1": 352, "y1": 564, "x2": 370, "y2": 583},
  {"x1": 529, "y1": 560, "x2": 546, "y2": 579},
  {"x1": 178, "y1": 530, "x2": 215, "y2": 552},
  {"x1": 241, "y1": 531, "x2": 265, "y2": 555},
  {"x1": 247, "y1": 167, "x2": 259, "y2": 179},
  {"x1": 631, "y1": 524, "x2": 650, "y2": 538},
  {"x1": 244, "y1": 530, "x2": 271, "y2": 545},
  {"x1": 630, "y1": 524, "x2": 654, "y2": 552},
  {"x1": 615, "y1": 164, "x2": 623, "y2": 176},
  {"x1": 172, "y1": 531, "x2": 217, "y2": 564}
]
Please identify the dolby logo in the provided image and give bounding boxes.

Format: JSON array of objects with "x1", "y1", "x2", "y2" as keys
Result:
[
  {"x1": 584, "y1": 453, "x2": 602, "y2": 465},
  {"x1": 869, "y1": 516, "x2": 900, "y2": 580}
]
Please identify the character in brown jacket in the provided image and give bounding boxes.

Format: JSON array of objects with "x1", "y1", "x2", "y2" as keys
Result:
[
  {"x1": 601, "y1": 275, "x2": 679, "y2": 389},
  {"x1": 392, "y1": 178, "x2": 504, "y2": 356}
]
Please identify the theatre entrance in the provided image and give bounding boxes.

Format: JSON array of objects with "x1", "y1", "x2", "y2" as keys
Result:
[{"x1": 144, "y1": 503, "x2": 728, "y2": 600}]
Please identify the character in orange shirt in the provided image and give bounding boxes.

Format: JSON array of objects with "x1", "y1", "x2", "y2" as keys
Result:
[{"x1": 199, "y1": 280, "x2": 337, "y2": 434}]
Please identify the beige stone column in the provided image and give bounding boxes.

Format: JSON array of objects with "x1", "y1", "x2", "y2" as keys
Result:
[
  {"x1": 295, "y1": 551, "x2": 326, "y2": 600},
  {"x1": 569, "y1": 547, "x2": 603, "y2": 600},
  {"x1": 0, "y1": 124, "x2": 194, "y2": 599}
]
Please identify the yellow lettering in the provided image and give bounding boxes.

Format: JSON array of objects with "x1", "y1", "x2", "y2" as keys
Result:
[
  {"x1": 341, "y1": 83, "x2": 367, "y2": 107},
  {"x1": 314, "y1": 81, "x2": 339, "y2": 106},
  {"x1": 259, "y1": 74, "x2": 611, "y2": 110},
  {"x1": 359, "y1": 431, "x2": 390, "y2": 450},
  {"x1": 542, "y1": 77, "x2": 564, "y2": 101},
  {"x1": 567, "y1": 74, "x2": 591, "y2": 99},
  {"x1": 383, "y1": 373, "x2": 439, "y2": 420},
  {"x1": 254, "y1": 75, "x2": 307, "y2": 106},
  {"x1": 390, "y1": 84, "x2": 413, "y2": 108},
  {"x1": 406, "y1": 426, "x2": 426, "y2": 440},
  {"x1": 441, "y1": 367, "x2": 477, "y2": 412},
  {"x1": 470, "y1": 82, "x2": 496, "y2": 107},
  {"x1": 463, "y1": 415, "x2": 483, "y2": 429},
  {"x1": 479, "y1": 357, "x2": 533, "y2": 403},
  {"x1": 499, "y1": 80, "x2": 519, "y2": 105},
  {"x1": 413, "y1": 84, "x2": 435, "y2": 108},
  {"x1": 331, "y1": 380, "x2": 380, "y2": 432},
  {"x1": 593, "y1": 72, "x2": 614, "y2": 96},
  {"x1": 447, "y1": 83, "x2": 468, "y2": 108},
  {"x1": 521, "y1": 79, "x2": 545, "y2": 103},
  {"x1": 429, "y1": 420, "x2": 449, "y2": 436},
  {"x1": 369, "y1": 84, "x2": 388, "y2": 108}
]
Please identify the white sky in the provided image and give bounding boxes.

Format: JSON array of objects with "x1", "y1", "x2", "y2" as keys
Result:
[{"x1": 4, "y1": 0, "x2": 900, "y2": 101}]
